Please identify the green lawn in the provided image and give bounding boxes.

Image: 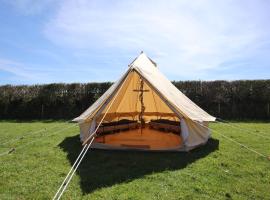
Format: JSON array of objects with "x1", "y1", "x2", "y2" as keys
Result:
[{"x1": 0, "y1": 120, "x2": 269, "y2": 200}]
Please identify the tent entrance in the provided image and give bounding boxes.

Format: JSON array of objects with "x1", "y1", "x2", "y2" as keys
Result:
[
  {"x1": 91, "y1": 70, "x2": 184, "y2": 150},
  {"x1": 94, "y1": 123, "x2": 182, "y2": 150}
]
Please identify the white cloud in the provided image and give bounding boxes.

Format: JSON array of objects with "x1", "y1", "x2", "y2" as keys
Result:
[
  {"x1": 0, "y1": 57, "x2": 123, "y2": 84},
  {"x1": 0, "y1": 59, "x2": 50, "y2": 82},
  {"x1": 42, "y1": 0, "x2": 270, "y2": 79}
]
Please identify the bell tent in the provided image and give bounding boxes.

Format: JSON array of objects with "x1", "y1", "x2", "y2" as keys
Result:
[{"x1": 73, "y1": 52, "x2": 215, "y2": 151}]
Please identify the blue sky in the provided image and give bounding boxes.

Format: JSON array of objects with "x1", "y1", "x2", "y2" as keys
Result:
[{"x1": 0, "y1": 0, "x2": 270, "y2": 85}]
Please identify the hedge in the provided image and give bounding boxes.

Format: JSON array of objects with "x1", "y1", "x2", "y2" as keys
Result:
[{"x1": 0, "y1": 80, "x2": 269, "y2": 120}]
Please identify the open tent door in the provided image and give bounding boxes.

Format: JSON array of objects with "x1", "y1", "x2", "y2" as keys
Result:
[
  {"x1": 73, "y1": 52, "x2": 215, "y2": 151},
  {"x1": 91, "y1": 70, "x2": 184, "y2": 150}
]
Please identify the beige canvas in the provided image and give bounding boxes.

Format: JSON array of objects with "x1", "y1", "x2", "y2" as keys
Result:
[{"x1": 73, "y1": 52, "x2": 215, "y2": 151}]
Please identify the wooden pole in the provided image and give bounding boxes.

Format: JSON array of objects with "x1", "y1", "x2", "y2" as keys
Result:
[
  {"x1": 133, "y1": 77, "x2": 149, "y2": 135},
  {"x1": 140, "y1": 78, "x2": 145, "y2": 134}
]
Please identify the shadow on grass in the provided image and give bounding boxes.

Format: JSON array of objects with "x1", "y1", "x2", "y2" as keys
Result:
[{"x1": 59, "y1": 136, "x2": 219, "y2": 194}]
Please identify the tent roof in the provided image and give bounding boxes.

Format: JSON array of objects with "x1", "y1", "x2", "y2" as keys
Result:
[{"x1": 73, "y1": 52, "x2": 215, "y2": 122}]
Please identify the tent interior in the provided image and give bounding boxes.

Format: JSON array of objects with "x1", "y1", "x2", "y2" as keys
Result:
[{"x1": 89, "y1": 70, "x2": 184, "y2": 150}]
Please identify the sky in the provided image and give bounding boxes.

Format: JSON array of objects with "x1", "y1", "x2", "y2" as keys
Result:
[{"x1": 0, "y1": 0, "x2": 270, "y2": 85}]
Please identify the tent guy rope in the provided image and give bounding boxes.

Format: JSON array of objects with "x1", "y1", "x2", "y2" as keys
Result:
[
  {"x1": 53, "y1": 70, "x2": 129, "y2": 200},
  {"x1": 0, "y1": 123, "x2": 67, "y2": 146},
  {"x1": 192, "y1": 120, "x2": 268, "y2": 159},
  {"x1": 54, "y1": 137, "x2": 95, "y2": 200},
  {"x1": 0, "y1": 123, "x2": 77, "y2": 157},
  {"x1": 216, "y1": 118, "x2": 270, "y2": 140}
]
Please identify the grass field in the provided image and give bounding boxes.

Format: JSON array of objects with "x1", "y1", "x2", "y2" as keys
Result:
[{"x1": 0, "y1": 120, "x2": 269, "y2": 200}]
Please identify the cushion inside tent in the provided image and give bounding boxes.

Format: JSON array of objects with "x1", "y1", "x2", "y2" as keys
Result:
[{"x1": 93, "y1": 119, "x2": 183, "y2": 150}]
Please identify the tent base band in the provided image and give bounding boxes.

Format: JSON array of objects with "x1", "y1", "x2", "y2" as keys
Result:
[{"x1": 86, "y1": 141, "x2": 207, "y2": 152}]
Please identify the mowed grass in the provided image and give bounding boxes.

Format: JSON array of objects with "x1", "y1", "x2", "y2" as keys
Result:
[{"x1": 0, "y1": 120, "x2": 269, "y2": 200}]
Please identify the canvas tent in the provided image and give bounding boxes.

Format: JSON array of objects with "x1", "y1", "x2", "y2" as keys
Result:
[{"x1": 73, "y1": 52, "x2": 215, "y2": 151}]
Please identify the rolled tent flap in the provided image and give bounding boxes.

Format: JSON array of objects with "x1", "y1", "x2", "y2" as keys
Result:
[
  {"x1": 180, "y1": 118, "x2": 189, "y2": 144},
  {"x1": 183, "y1": 119, "x2": 211, "y2": 150},
  {"x1": 79, "y1": 121, "x2": 92, "y2": 142}
]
